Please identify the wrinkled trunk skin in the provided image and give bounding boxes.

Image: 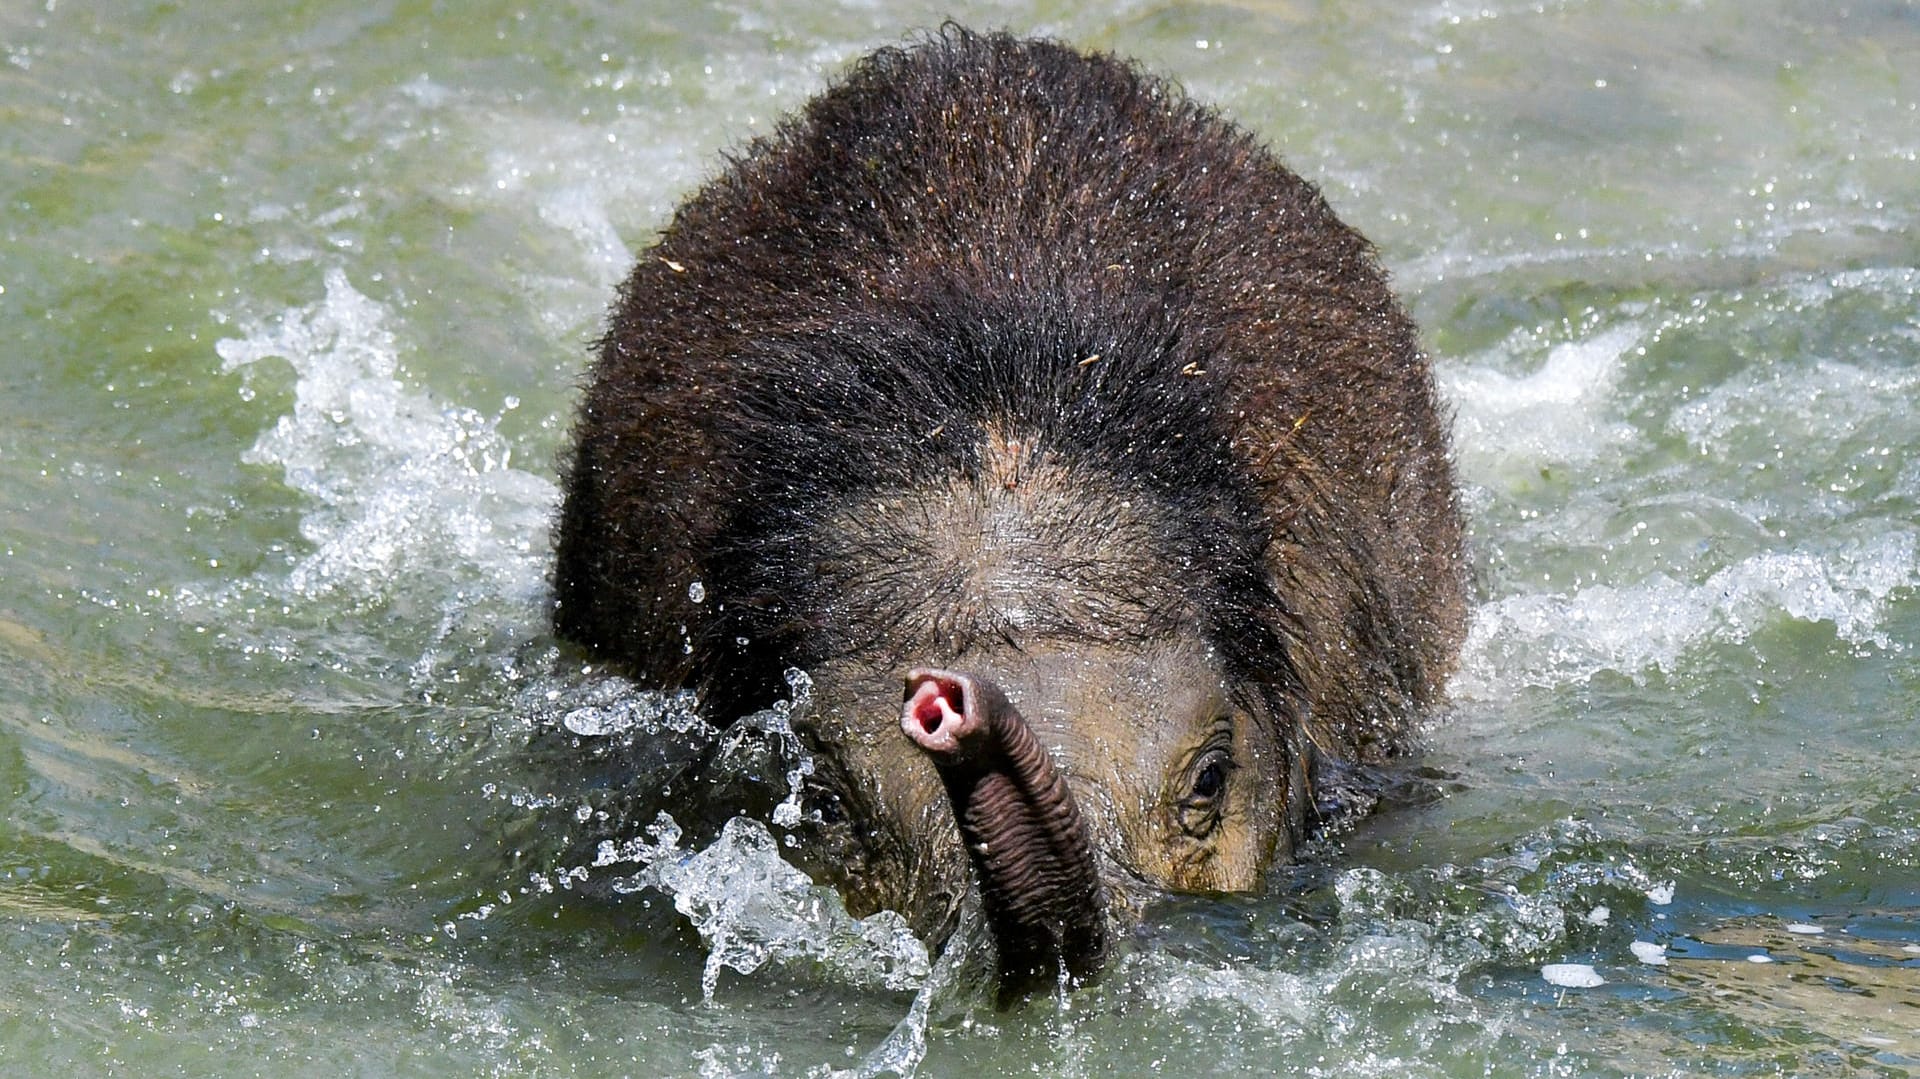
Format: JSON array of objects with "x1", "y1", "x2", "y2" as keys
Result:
[{"x1": 901, "y1": 669, "x2": 1107, "y2": 1001}]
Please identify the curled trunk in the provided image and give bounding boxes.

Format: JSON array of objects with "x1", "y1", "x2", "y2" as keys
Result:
[{"x1": 900, "y1": 669, "x2": 1107, "y2": 1002}]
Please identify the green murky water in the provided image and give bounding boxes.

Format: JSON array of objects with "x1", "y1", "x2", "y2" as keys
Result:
[{"x1": 3, "y1": 1, "x2": 1917, "y2": 1075}]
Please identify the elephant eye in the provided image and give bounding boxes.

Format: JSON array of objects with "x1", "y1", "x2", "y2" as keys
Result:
[
  {"x1": 1192, "y1": 757, "x2": 1230, "y2": 802},
  {"x1": 1176, "y1": 745, "x2": 1235, "y2": 839}
]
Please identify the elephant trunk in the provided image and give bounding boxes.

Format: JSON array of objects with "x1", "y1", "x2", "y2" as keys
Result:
[{"x1": 900, "y1": 668, "x2": 1108, "y2": 1003}]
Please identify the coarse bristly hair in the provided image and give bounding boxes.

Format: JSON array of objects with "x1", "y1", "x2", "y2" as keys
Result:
[{"x1": 553, "y1": 25, "x2": 1466, "y2": 760}]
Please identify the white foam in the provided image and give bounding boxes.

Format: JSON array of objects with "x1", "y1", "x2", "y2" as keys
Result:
[
  {"x1": 1629, "y1": 940, "x2": 1668, "y2": 966},
  {"x1": 1671, "y1": 356, "x2": 1920, "y2": 460},
  {"x1": 1454, "y1": 532, "x2": 1919, "y2": 696},
  {"x1": 213, "y1": 269, "x2": 558, "y2": 609},
  {"x1": 1442, "y1": 322, "x2": 1644, "y2": 477},
  {"x1": 1541, "y1": 963, "x2": 1605, "y2": 988},
  {"x1": 1445, "y1": 266, "x2": 1920, "y2": 700}
]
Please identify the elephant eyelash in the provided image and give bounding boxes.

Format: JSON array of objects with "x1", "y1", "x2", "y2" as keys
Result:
[
  {"x1": 1189, "y1": 754, "x2": 1232, "y2": 804},
  {"x1": 1175, "y1": 725, "x2": 1237, "y2": 839}
]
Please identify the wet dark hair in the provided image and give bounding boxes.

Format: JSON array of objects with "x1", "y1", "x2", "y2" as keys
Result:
[{"x1": 556, "y1": 25, "x2": 1463, "y2": 757}]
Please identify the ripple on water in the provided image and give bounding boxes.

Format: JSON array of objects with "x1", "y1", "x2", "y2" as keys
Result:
[{"x1": 1445, "y1": 267, "x2": 1920, "y2": 698}]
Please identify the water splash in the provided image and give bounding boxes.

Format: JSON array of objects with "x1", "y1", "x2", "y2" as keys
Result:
[
  {"x1": 513, "y1": 667, "x2": 929, "y2": 1011},
  {"x1": 595, "y1": 813, "x2": 930, "y2": 1001},
  {"x1": 212, "y1": 268, "x2": 558, "y2": 610},
  {"x1": 519, "y1": 672, "x2": 709, "y2": 741}
]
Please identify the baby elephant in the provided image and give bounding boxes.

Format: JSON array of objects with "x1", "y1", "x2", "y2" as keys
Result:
[{"x1": 551, "y1": 27, "x2": 1467, "y2": 1001}]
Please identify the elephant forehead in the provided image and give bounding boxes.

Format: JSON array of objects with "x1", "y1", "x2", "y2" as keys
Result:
[{"x1": 809, "y1": 440, "x2": 1200, "y2": 656}]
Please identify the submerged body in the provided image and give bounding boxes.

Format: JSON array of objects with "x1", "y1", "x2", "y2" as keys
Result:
[{"x1": 553, "y1": 29, "x2": 1466, "y2": 998}]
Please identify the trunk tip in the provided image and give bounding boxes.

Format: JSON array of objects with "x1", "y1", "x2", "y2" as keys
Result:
[{"x1": 901, "y1": 669, "x2": 974, "y2": 756}]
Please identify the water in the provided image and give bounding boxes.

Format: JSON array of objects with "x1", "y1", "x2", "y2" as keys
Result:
[{"x1": 3, "y1": 1, "x2": 1917, "y2": 1074}]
